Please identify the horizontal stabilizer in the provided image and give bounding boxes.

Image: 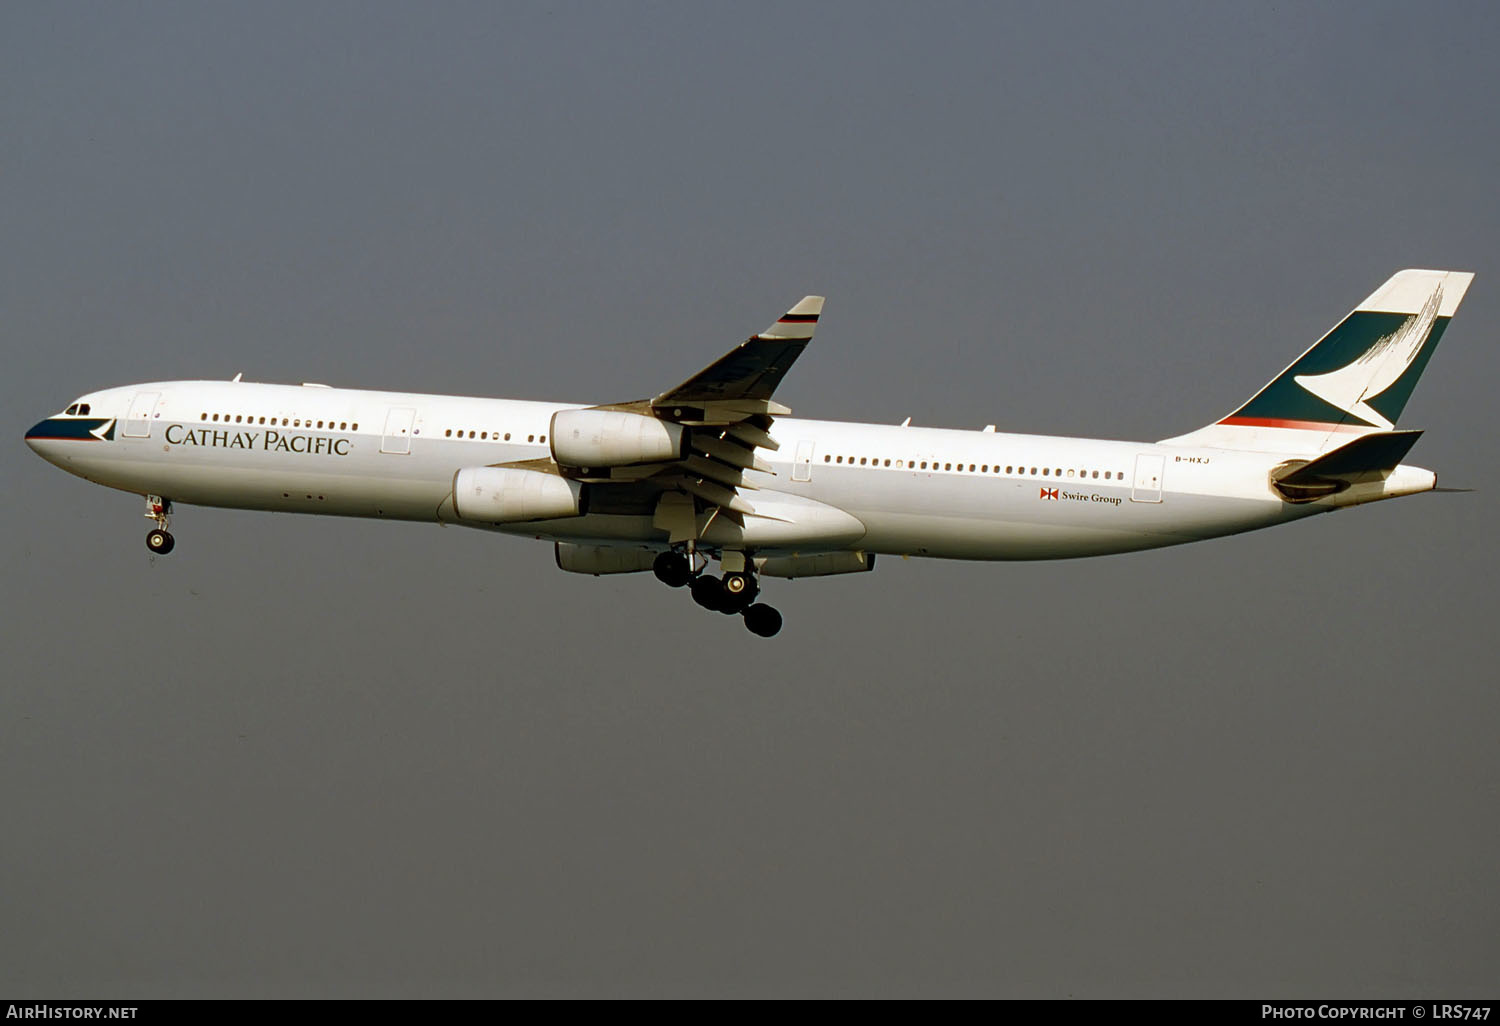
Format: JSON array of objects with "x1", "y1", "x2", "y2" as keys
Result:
[
  {"x1": 1270, "y1": 429, "x2": 1423, "y2": 502},
  {"x1": 1275, "y1": 429, "x2": 1423, "y2": 485}
]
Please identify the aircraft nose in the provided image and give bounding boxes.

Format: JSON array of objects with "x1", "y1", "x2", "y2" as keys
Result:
[{"x1": 24, "y1": 419, "x2": 49, "y2": 453}]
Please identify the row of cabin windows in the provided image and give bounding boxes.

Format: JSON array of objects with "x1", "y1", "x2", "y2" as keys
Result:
[
  {"x1": 194, "y1": 413, "x2": 551, "y2": 442},
  {"x1": 443, "y1": 429, "x2": 546, "y2": 443},
  {"x1": 823, "y1": 454, "x2": 1123, "y2": 480},
  {"x1": 200, "y1": 413, "x2": 359, "y2": 430},
  {"x1": 64, "y1": 403, "x2": 93, "y2": 415}
]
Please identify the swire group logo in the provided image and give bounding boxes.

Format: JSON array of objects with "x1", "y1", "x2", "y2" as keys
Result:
[{"x1": 1039, "y1": 487, "x2": 1059, "y2": 500}]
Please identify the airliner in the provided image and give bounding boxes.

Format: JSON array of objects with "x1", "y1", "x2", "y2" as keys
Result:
[{"x1": 24, "y1": 268, "x2": 1472, "y2": 637}]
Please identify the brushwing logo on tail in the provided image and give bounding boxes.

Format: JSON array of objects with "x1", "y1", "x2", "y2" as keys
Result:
[{"x1": 1292, "y1": 285, "x2": 1442, "y2": 430}]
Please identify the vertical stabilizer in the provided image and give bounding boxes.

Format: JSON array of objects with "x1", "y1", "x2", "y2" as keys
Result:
[{"x1": 1162, "y1": 269, "x2": 1473, "y2": 454}]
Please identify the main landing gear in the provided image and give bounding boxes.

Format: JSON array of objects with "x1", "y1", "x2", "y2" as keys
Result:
[
  {"x1": 653, "y1": 550, "x2": 783, "y2": 637},
  {"x1": 652, "y1": 550, "x2": 693, "y2": 588},
  {"x1": 144, "y1": 494, "x2": 175, "y2": 554}
]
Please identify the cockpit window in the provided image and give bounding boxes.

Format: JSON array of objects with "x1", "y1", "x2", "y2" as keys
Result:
[
  {"x1": 65, "y1": 404, "x2": 79, "y2": 415},
  {"x1": 78, "y1": 403, "x2": 90, "y2": 415}
]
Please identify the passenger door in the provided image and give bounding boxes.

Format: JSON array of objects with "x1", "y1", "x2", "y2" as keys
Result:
[
  {"x1": 792, "y1": 439, "x2": 815, "y2": 482},
  {"x1": 380, "y1": 407, "x2": 417, "y2": 455},
  {"x1": 1131, "y1": 453, "x2": 1165, "y2": 503},
  {"x1": 123, "y1": 391, "x2": 161, "y2": 438}
]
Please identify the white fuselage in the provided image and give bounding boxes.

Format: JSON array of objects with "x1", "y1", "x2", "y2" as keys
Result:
[{"x1": 26, "y1": 379, "x2": 1436, "y2": 561}]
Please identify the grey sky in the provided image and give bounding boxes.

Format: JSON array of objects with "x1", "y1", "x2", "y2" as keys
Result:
[{"x1": 3, "y1": 1, "x2": 1497, "y2": 997}]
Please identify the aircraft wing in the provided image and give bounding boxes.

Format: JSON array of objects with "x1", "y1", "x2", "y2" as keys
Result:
[
  {"x1": 566, "y1": 296, "x2": 824, "y2": 528},
  {"x1": 651, "y1": 296, "x2": 823, "y2": 421}
]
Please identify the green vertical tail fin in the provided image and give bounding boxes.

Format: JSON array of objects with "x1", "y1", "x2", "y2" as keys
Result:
[{"x1": 1163, "y1": 269, "x2": 1474, "y2": 453}]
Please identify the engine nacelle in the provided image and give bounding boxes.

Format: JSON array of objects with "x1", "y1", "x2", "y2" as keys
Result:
[
  {"x1": 550, "y1": 409, "x2": 685, "y2": 468},
  {"x1": 554, "y1": 543, "x2": 658, "y2": 575},
  {"x1": 756, "y1": 551, "x2": 876, "y2": 579},
  {"x1": 452, "y1": 467, "x2": 586, "y2": 523}
]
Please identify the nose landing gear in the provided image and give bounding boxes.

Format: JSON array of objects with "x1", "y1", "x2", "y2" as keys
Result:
[{"x1": 144, "y1": 494, "x2": 175, "y2": 554}]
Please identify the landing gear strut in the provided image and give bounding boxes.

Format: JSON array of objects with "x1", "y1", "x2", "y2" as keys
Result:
[{"x1": 144, "y1": 494, "x2": 175, "y2": 554}]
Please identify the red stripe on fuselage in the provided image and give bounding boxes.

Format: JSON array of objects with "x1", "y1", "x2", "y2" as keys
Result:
[{"x1": 1217, "y1": 416, "x2": 1369, "y2": 432}]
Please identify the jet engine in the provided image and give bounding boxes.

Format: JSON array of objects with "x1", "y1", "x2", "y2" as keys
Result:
[
  {"x1": 554, "y1": 543, "x2": 658, "y2": 575},
  {"x1": 756, "y1": 551, "x2": 876, "y2": 578},
  {"x1": 550, "y1": 409, "x2": 685, "y2": 468},
  {"x1": 452, "y1": 467, "x2": 586, "y2": 523}
]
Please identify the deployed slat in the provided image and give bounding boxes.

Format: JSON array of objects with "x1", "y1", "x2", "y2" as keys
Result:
[
  {"x1": 724, "y1": 420, "x2": 780, "y2": 451},
  {"x1": 681, "y1": 454, "x2": 759, "y2": 490},
  {"x1": 690, "y1": 433, "x2": 773, "y2": 473},
  {"x1": 673, "y1": 476, "x2": 756, "y2": 515}
]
